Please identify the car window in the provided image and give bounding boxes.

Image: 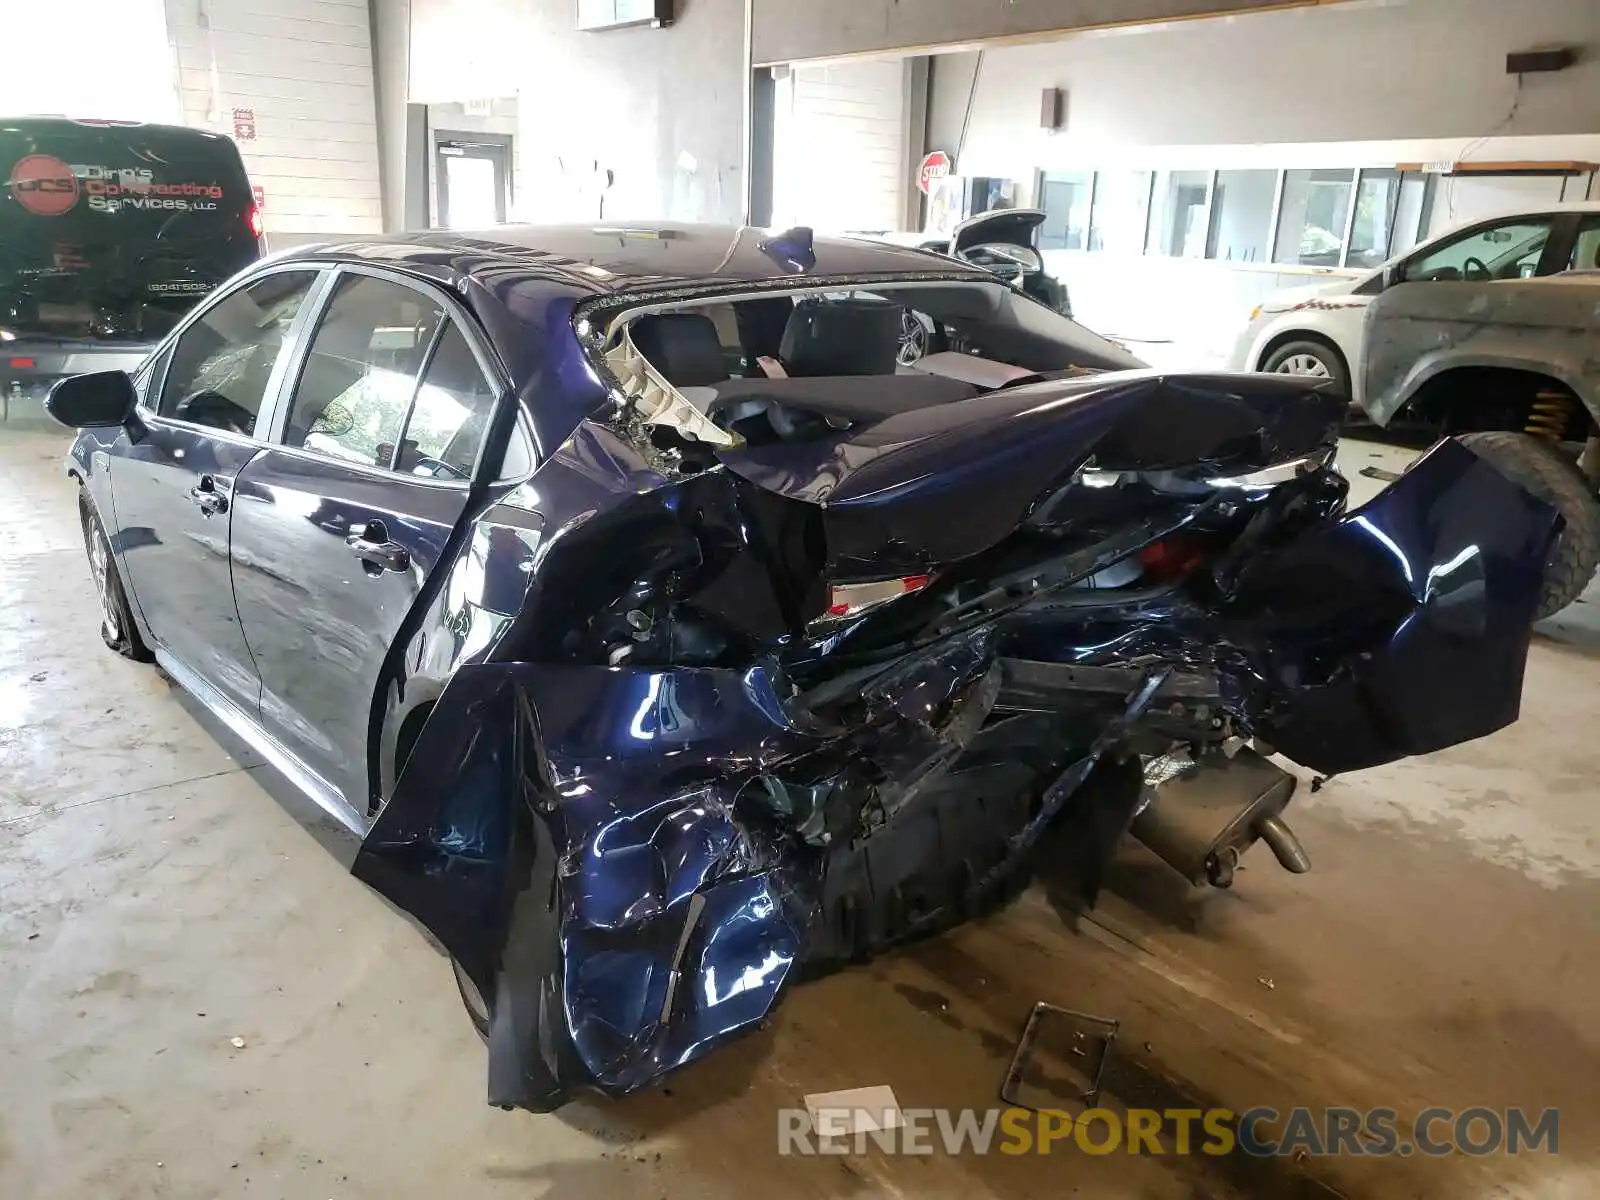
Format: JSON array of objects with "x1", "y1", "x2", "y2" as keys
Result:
[
  {"x1": 283, "y1": 274, "x2": 445, "y2": 469},
  {"x1": 1565, "y1": 216, "x2": 1600, "y2": 272},
  {"x1": 393, "y1": 322, "x2": 499, "y2": 481},
  {"x1": 157, "y1": 270, "x2": 318, "y2": 435},
  {"x1": 1402, "y1": 218, "x2": 1554, "y2": 283}
]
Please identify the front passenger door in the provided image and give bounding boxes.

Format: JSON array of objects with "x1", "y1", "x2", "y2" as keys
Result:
[
  {"x1": 228, "y1": 269, "x2": 505, "y2": 821},
  {"x1": 110, "y1": 268, "x2": 322, "y2": 712}
]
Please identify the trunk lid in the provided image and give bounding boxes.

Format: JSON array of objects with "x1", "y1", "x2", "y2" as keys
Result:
[{"x1": 717, "y1": 370, "x2": 1345, "y2": 574}]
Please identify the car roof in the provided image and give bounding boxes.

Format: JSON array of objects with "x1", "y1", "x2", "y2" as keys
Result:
[
  {"x1": 292, "y1": 223, "x2": 980, "y2": 296},
  {"x1": 0, "y1": 115, "x2": 238, "y2": 147}
]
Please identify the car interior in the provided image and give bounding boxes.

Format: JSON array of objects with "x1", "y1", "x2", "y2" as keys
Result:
[{"x1": 617, "y1": 286, "x2": 1103, "y2": 448}]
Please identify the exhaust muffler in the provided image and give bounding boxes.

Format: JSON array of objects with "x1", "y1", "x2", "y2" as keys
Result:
[{"x1": 1130, "y1": 748, "x2": 1309, "y2": 888}]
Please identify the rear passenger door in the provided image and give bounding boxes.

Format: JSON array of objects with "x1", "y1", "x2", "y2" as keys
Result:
[{"x1": 227, "y1": 267, "x2": 506, "y2": 824}]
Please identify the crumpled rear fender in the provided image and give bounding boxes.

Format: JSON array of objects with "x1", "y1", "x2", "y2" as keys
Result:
[
  {"x1": 353, "y1": 663, "x2": 824, "y2": 1108},
  {"x1": 1226, "y1": 437, "x2": 1560, "y2": 773},
  {"x1": 352, "y1": 639, "x2": 1000, "y2": 1110}
]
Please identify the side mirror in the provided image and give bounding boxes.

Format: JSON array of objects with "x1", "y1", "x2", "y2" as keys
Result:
[
  {"x1": 1381, "y1": 262, "x2": 1406, "y2": 290},
  {"x1": 46, "y1": 370, "x2": 138, "y2": 429}
]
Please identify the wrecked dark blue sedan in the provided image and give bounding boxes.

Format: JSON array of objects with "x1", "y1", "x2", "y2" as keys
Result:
[{"x1": 48, "y1": 224, "x2": 1559, "y2": 1112}]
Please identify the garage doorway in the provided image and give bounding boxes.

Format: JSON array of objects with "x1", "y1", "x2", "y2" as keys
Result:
[
  {"x1": 433, "y1": 135, "x2": 512, "y2": 229},
  {"x1": 770, "y1": 58, "x2": 909, "y2": 234}
]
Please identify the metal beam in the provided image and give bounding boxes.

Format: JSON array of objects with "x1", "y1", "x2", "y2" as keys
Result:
[{"x1": 753, "y1": 0, "x2": 1360, "y2": 68}]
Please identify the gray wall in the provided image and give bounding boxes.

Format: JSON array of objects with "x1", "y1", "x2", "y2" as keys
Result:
[
  {"x1": 168, "y1": 0, "x2": 384, "y2": 242},
  {"x1": 369, "y1": 0, "x2": 411, "y2": 231},
  {"x1": 752, "y1": 0, "x2": 1326, "y2": 66},
  {"x1": 941, "y1": 0, "x2": 1600, "y2": 157},
  {"x1": 925, "y1": 51, "x2": 981, "y2": 160},
  {"x1": 394, "y1": 0, "x2": 746, "y2": 224}
]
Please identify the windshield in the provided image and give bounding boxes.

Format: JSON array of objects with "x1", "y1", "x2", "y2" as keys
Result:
[{"x1": 1, "y1": 119, "x2": 259, "y2": 343}]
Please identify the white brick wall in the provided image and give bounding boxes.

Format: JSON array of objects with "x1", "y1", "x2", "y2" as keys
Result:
[
  {"x1": 773, "y1": 59, "x2": 908, "y2": 233},
  {"x1": 165, "y1": 0, "x2": 383, "y2": 243}
]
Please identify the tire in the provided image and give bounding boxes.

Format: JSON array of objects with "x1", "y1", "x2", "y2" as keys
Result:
[
  {"x1": 452, "y1": 957, "x2": 490, "y2": 1042},
  {"x1": 1456, "y1": 431, "x2": 1600, "y2": 619},
  {"x1": 1262, "y1": 338, "x2": 1350, "y2": 399},
  {"x1": 78, "y1": 489, "x2": 153, "y2": 661}
]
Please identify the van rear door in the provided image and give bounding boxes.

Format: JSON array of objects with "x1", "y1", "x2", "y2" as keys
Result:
[{"x1": 0, "y1": 118, "x2": 262, "y2": 350}]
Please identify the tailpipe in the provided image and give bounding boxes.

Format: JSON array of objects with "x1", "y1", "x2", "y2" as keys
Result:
[{"x1": 1130, "y1": 748, "x2": 1307, "y2": 888}]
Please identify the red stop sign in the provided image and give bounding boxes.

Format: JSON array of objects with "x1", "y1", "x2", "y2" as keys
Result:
[{"x1": 917, "y1": 150, "x2": 952, "y2": 195}]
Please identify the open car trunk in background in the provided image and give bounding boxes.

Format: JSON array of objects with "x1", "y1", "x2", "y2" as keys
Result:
[{"x1": 950, "y1": 208, "x2": 1048, "y2": 257}]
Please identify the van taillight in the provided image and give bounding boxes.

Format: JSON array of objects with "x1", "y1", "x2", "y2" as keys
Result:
[
  {"x1": 9, "y1": 357, "x2": 37, "y2": 370},
  {"x1": 247, "y1": 205, "x2": 264, "y2": 238}
]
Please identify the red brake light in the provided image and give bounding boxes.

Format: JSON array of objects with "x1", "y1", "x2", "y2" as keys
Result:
[
  {"x1": 825, "y1": 574, "x2": 931, "y2": 619},
  {"x1": 247, "y1": 205, "x2": 264, "y2": 239},
  {"x1": 1138, "y1": 537, "x2": 1205, "y2": 582},
  {"x1": 9, "y1": 357, "x2": 36, "y2": 369}
]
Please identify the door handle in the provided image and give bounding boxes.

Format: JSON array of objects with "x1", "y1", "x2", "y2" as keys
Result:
[
  {"x1": 346, "y1": 521, "x2": 410, "y2": 573},
  {"x1": 187, "y1": 474, "x2": 229, "y2": 516}
]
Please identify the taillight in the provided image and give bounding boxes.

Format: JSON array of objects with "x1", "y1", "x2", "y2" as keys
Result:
[
  {"x1": 825, "y1": 574, "x2": 930, "y2": 619},
  {"x1": 247, "y1": 204, "x2": 264, "y2": 239},
  {"x1": 1138, "y1": 537, "x2": 1206, "y2": 582},
  {"x1": 9, "y1": 357, "x2": 36, "y2": 370}
]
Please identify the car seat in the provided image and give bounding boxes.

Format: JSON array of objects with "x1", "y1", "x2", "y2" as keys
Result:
[
  {"x1": 778, "y1": 298, "x2": 903, "y2": 377},
  {"x1": 629, "y1": 313, "x2": 730, "y2": 388}
]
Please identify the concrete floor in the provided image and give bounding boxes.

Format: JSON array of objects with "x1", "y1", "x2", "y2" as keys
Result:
[{"x1": 3, "y1": 424, "x2": 1598, "y2": 1199}]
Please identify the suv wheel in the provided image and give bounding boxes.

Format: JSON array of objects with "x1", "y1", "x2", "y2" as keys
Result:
[{"x1": 1457, "y1": 431, "x2": 1600, "y2": 619}]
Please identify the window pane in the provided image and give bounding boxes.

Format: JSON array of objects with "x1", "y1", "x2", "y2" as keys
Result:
[
  {"x1": 1038, "y1": 172, "x2": 1092, "y2": 250},
  {"x1": 158, "y1": 271, "x2": 317, "y2": 435},
  {"x1": 284, "y1": 275, "x2": 445, "y2": 469},
  {"x1": 1347, "y1": 169, "x2": 1403, "y2": 270},
  {"x1": 1403, "y1": 219, "x2": 1554, "y2": 283},
  {"x1": 1145, "y1": 170, "x2": 1210, "y2": 257},
  {"x1": 1088, "y1": 170, "x2": 1152, "y2": 254},
  {"x1": 1273, "y1": 169, "x2": 1354, "y2": 266},
  {"x1": 1392, "y1": 174, "x2": 1433, "y2": 258},
  {"x1": 1206, "y1": 170, "x2": 1277, "y2": 263},
  {"x1": 1566, "y1": 216, "x2": 1600, "y2": 272},
  {"x1": 396, "y1": 323, "x2": 498, "y2": 480}
]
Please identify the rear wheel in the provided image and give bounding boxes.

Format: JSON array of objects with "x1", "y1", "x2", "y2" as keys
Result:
[
  {"x1": 452, "y1": 957, "x2": 490, "y2": 1041},
  {"x1": 1263, "y1": 338, "x2": 1350, "y2": 399},
  {"x1": 1457, "y1": 430, "x2": 1600, "y2": 619},
  {"x1": 78, "y1": 489, "x2": 153, "y2": 661}
]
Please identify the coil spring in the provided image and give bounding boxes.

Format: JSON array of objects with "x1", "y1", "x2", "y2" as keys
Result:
[{"x1": 1525, "y1": 390, "x2": 1577, "y2": 443}]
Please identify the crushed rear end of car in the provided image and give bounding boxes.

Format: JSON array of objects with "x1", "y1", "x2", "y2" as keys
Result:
[{"x1": 353, "y1": 293, "x2": 1559, "y2": 1111}]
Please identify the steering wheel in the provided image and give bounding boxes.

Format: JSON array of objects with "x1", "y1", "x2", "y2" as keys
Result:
[
  {"x1": 1462, "y1": 255, "x2": 1491, "y2": 281},
  {"x1": 177, "y1": 390, "x2": 254, "y2": 435},
  {"x1": 412, "y1": 456, "x2": 469, "y2": 481}
]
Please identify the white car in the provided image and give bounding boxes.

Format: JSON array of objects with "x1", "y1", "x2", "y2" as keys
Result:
[{"x1": 1227, "y1": 201, "x2": 1600, "y2": 402}]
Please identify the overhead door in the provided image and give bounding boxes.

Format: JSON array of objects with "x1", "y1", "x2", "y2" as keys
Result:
[{"x1": 772, "y1": 59, "x2": 908, "y2": 234}]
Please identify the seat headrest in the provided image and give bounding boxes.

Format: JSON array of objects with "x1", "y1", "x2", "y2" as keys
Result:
[
  {"x1": 630, "y1": 313, "x2": 729, "y2": 388},
  {"x1": 779, "y1": 299, "x2": 903, "y2": 377}
]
